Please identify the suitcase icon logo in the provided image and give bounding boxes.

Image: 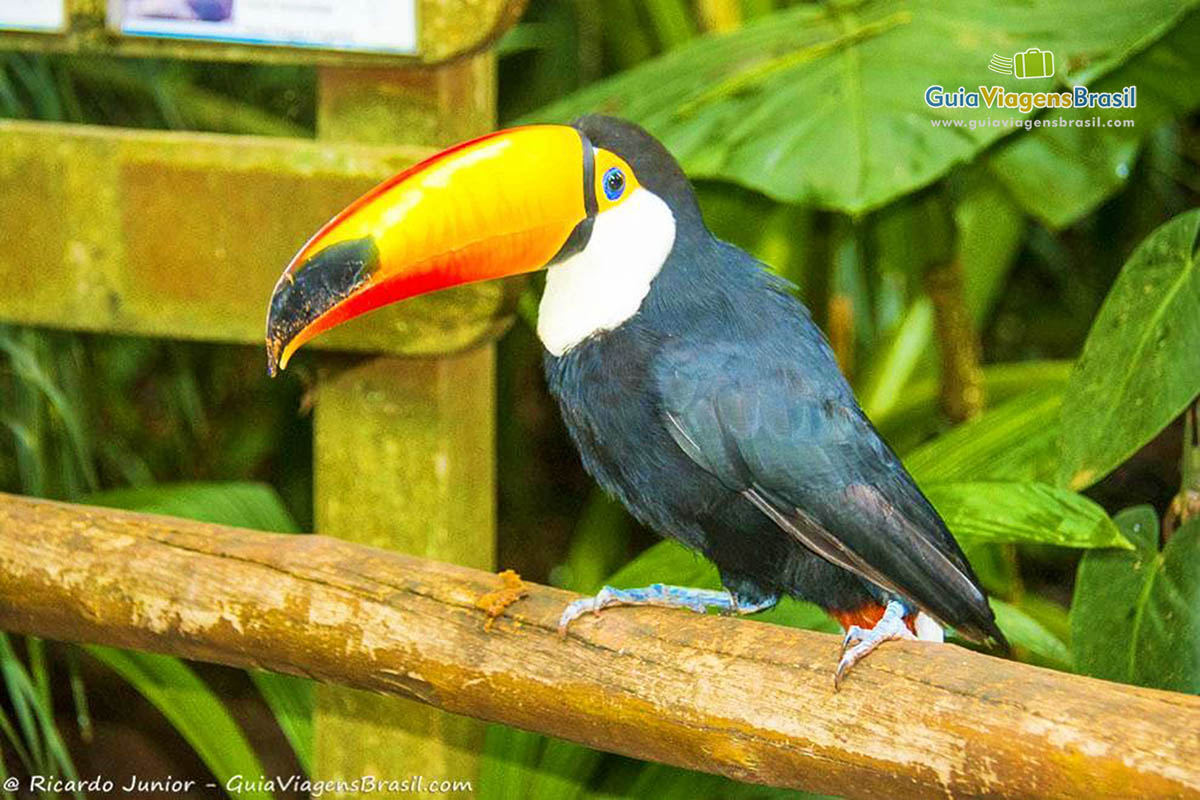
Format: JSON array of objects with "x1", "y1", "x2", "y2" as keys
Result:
[{"x1": 989, "y1": 48, "x2": 1054, "y2": 80}]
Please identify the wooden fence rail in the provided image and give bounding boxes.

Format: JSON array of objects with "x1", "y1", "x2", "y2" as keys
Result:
[{"x1": 0, "y1": 492, "x2": 1196, "y2": 799}]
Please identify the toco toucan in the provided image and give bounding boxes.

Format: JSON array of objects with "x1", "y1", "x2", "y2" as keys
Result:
[{"x1": 266, "y1": 116, "x2": 1007, "y2": 685}]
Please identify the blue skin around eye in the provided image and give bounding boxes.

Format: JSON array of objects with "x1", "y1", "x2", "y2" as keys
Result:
[{"x1": 604, "y1": 168, "x2": 625, "y2": 201}]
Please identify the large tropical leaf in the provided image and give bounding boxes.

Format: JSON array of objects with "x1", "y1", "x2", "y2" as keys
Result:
[
  {"x1": 905, "y1": 387, "x2": 1063, "y2": 484},
  {"x1": 606, "y1": 762, "x2": 830, "y2": 800},
  {"x1": 858, "y1": 297, "x2": 934, "y2": 422},
  {"x1": 956, "y1": 175, "x2": 1027, "y2": 323},
  {"x1": 85, "y1": 647, "x2": 273, "y2": 800},
  {"x1": 924, "y1": 481, "x2": 1130, "y2": 549},
  {"x1": 553, "y1": 490, "x2": 633, "y2": 593},
  {"x1": 989, "y1": 599, "x2": 1070, "y2": 670},
  {"x1": 1058, "y1": 209, "x2": 1200, "y2": 490},
  {"x1": 527, "y1": 738, "x2": 605, "y2": 800},
  {"x1": 987, "y1": 10, "x2": 1200, "y2": 228},
  {"x1": 1071, "y1": 507, "x2": 1200, "y2": 693},
  {"x1": 479, "y1": 727, "x2": 550, "y2": 800},
  {"x1": 247, "y1": 671, "x2": 312, "y2": 775},
  {"x1": 86, "y1": 481, "x2": 299, "y2": 533},
  {"x1": 532, "y1": 0, "x2": 1194, "y2": 212},
  {"x1": 873, "y1": 360, "x2": 1071, "y2": 456}
]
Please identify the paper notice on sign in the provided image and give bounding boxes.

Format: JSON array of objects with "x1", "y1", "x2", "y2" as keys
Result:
[
  {"x1": 113, "y1": 0, "x2": 417, "y2": 54},
  {"x1": 0, "y1": 1, "x2": 66, "y2": 31}
]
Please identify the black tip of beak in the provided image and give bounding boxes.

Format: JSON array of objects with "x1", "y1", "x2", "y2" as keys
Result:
[
  {"x1": 265, "y1": 342, "x2": 282, "y2": 379},
  {"x1": 264, "y1": 237, "x2": 380, "y2": 378}
]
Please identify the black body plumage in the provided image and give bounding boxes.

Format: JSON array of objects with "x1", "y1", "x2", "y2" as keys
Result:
[{"x1": 545, "y1": 116, "x2": 1005, "y2": 645}]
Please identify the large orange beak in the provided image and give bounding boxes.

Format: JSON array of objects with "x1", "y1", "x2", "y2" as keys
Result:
[{"x1": 265, "y1": 125, "x2": 592, "y2": 375}]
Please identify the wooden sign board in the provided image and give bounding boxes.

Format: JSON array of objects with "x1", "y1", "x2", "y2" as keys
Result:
[
  {"x1": 0, "y1": 0, "x2": 66, "y2": 31},
  {"x1": 0, "y1": 0, "x2": 524, "y2": 65},
  {"x1": 108, "y1": 0, "x2": 417, "y2": 54}
]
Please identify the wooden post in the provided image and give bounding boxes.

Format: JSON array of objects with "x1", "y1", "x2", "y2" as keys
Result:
[{"x1": 312, "y1": 54, "x2": 498, "y2": 788}]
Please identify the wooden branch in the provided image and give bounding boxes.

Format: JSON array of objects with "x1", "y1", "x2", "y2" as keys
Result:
[{"x1": 0, "y1": 493, "x2": 1197, "y2": 799}]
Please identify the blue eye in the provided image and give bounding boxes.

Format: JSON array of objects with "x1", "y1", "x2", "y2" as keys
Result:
[{"x1": 603, "y1": 167, "x2": 625, "y2": 201}]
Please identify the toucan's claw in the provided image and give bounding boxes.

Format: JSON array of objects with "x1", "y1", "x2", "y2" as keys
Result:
[
  {"x1": 842, "y1": 624, "x2": 868, "y2": 650},
  {"x1": 557, "y1": 584, "x2": 777, "y2": 637},
  {"x1": 834, "y1": 600, "x2": 915, "y2": 690}
]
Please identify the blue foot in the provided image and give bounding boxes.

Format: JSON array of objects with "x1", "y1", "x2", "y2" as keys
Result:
[
  {"x1": 558, "y1": 584, "x2": 777, "y2": 636},
  {"x1": 834, "y1": 600, "x2": 916, "y2": 689}
]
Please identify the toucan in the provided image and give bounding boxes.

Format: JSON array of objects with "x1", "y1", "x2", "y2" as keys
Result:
[{"x1": 266, "y1": 115, "x2": 1007, "y2": 685}]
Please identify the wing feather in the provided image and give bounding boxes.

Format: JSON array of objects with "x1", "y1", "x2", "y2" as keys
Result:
[{"x1": 657, "y1": 342, "x2": 1003, "y2": 644}]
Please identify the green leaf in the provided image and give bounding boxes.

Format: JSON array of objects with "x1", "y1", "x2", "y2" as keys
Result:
[
  {"x1": 855, "y1": 189, "x2": 959, "y2": 418},
  {"x1": 987, "y1": 10, "x2": 1200, "y2": 228},
  {"x1": 0, "y1": 746, "x2": 13, "y2": 800},
  {"x1": 905, "y1": 387, "x2": 1063, "y2": 484},
  {"x1": 603, "y1": 0, "x2": 657, "y2": 69},
  {"x1": 955, "y1": 175, "x2": 1026, "y2": 323},
  {"x1": 0, "y1": 328, "x2": 98, "y2": 494},
  {"x1": 528, "y1": 739, "x2": 604, "y2": 800},
  {"x1": 989, "y1": 599, "x2": 1070, "y2": 670},
  {"x1": 0, "y1": 696, "x2": 33, "y2": 776},
  {"x1": 1058, "y1": 209, "x2": 1200, "y2": 490},
  {"x1": 531, "y1": 0, "x2": 1195, "y2": 212},
  {"x1": 872, "y1": 360, "x2": 1071, "y2": 455},
  {"x1": 553, "y1": 490, "x2": 633, "y2": 593},
  {"x1": 65, "y1": 647, "x2": 92, "y2": 744},
  {"x1": 858, "y1": 297, "x2": 934, "y2": 422},
  {"x1": 85, "y1": 481, "x2": 299, "y2": 532},
  {"x1": 0, "y1": 634, "x2": 82, "y2": 797},
  {"x1": 924, "y1": 481, "x2": 1131, "y2": 549},
  {"x1": 959, "y1": 540, "x2": 1019, "y2": 598},
  {"x1": 1012, "y1": 592, "x2": 1073, "y2": 645},
  {"x1": 615, "y1": 762, "x2": 831, "y2": 799},
  {"x1": 86, "y1": 647, "x2": 273, "y2": 800},
  {"x1": 1071, "y1": 508, "x2": 1200, "y2": 693},
  {"x1": 479, "y1": 726, "x2": 547, "y2": 800},
  {"x1": 643, "y1": 0, "x2": 697, "y2": 50},
  {"x1": 479, "y1": 726, "x2": 603, "y2": 800},
  {"x1": 248, "y1": 672, "x2": 312, "y2": 775}
]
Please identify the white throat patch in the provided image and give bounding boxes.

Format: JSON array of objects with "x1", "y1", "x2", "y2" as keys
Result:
[{"x1": 537, "y1": 188, "x2": 676, "y2": 356}]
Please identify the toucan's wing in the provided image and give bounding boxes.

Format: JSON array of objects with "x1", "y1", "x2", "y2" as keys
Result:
[{"x1": 654, "y1": 337, "x2": 1004, "y2": 646}]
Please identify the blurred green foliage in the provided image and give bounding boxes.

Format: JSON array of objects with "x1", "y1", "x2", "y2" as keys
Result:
[{"x1": 0, "y1": 0, "x2": 1199, "y2": 797}]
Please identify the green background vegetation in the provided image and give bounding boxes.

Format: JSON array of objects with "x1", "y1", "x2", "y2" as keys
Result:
[{"x1": 1, "y1": 0, "x2": 1199, "y2": 797}]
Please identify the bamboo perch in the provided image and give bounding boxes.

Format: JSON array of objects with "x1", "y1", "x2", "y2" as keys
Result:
[{"x1": 0, "y1": 494, "x2": 1196, "y2": 799}]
